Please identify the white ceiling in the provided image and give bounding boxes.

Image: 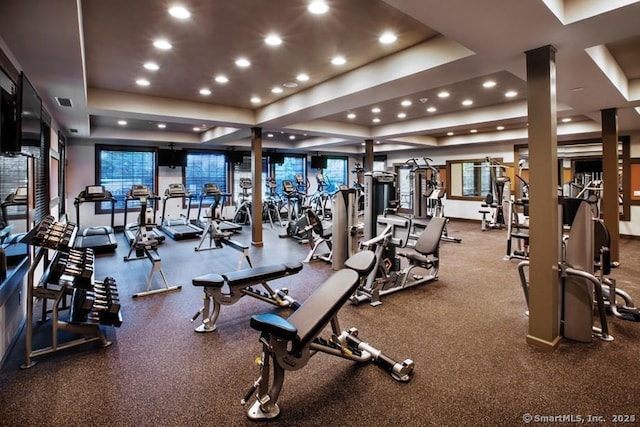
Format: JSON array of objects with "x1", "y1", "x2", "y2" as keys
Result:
[{"x1": 1, "y1": 0, "x2": 639, "y2": 154}]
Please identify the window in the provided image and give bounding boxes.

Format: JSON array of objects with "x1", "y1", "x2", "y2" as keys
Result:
[
  {"x1": 96, "y1": 145, "x2": 156, "y2": 212},
  {"x1": 321, "y1": 157, "x2": 348, "y2": 193},
  {"x1": 185, "y1": 151, "x2": 228, "y2": 198},
  {"x1": 273, "y1": 155, "x2": 307, "y2": 194},
  {"x1": 0, "y1": 155, "x2": 28, "y2": 222},
  {"x1": 232, "y1": 155, "x2": 267, "y2": 204}
]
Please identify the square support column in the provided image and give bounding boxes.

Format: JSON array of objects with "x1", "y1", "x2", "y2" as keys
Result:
[
  {"x1": 251, "y1": 127, "x2": 263, "y2": 247},
  {"x1": 364, "y1": 139, "x2": 374, "y2": 172},
  {"x1": 601, "y1": 108, "x2": 619, "y2": 263},
  {"x1": 525, "y1": 45, "x2": 561, "y2": 351}
]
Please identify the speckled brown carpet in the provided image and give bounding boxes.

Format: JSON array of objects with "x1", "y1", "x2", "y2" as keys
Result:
[{"x1": 1, "y1": 220, "x2": 639, "y2": 426}]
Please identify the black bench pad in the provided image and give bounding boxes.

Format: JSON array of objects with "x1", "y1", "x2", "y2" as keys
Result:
[
  {"x1": 344, "y1": 250, "x2": 375, "y2": 275},
  {"x1": 192, "y1": 273, "x2": 225, "y2": 287},
  {"x1": 223, "y1": 262, "x2": 303, "y2": 287},
  {"x1": 250, "y1": 313, "x2": 298, "y2": 341},
  {"x1": 287, "y1": 268, "x2": 359, "y2": 347}
]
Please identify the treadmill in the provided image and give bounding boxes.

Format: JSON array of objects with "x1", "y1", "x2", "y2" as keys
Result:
[
  {"x1": 196, "y1": 183, "x2": 242, "y2": 233},
  {"x1": 159, "y1": 183, "x2": 202, "y2": 240},
  {"x1": 73, "y1": 185, "x2": 118, "y2": 252},
  {"x1": 123, "y1": 184, "x2": 166, "y2": 245}
]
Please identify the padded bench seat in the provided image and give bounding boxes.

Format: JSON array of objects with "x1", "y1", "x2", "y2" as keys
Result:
[{"x1": 192, "y1": 262, "x2": 303, "y2": 288}]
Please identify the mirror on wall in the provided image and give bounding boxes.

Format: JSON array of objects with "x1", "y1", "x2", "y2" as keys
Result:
[
  {"x1": 446, "y1": 157, "x2": 509, "y2": 201},
  {"x1": 514, "y1": 137, "x2": 630, "y2": 221}
]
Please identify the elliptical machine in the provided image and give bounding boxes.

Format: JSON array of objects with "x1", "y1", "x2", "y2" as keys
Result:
[{"x1": 232, "y1": 178, "x2": 253, "y2": 226}]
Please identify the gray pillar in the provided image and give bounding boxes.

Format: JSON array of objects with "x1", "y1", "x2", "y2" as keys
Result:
[
  {"x1": 601, "y1": 108, "x2": 619, "y2": 263},
  {"x1": 364, "y1": 139, "x2": 374, "y2": 172},
  {"x1": 251, "y1": 127, "x2": 263, "y2": 247},
  {"x1": 525, "y1": 45, "x2": 561, "y2": 351}
]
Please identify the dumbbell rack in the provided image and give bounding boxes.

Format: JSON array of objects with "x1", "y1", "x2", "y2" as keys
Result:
[{"x1": 20, "y1": 216, "x2": 122, "y2": 369}]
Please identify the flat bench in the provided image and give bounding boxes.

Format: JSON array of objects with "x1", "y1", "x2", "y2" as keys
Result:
[
  {"x1": 242, "y1": 250, "x2": 414, "y2": 420},
  {"x1": 191, "y1": 261, "x2": 303, "y2": 332}
]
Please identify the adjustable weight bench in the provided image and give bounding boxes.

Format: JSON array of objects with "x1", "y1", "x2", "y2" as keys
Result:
[
  {"x1": 191, "y1": 262, "x2": 303, "y2": 332},
  {"x1": 241, "y1": 250, "x2": 414, "y2": 420}
]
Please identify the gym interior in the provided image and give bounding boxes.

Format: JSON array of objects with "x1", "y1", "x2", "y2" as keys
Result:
[{"x1": 1, "y1": 1, "x2": 640, "y2": 425}]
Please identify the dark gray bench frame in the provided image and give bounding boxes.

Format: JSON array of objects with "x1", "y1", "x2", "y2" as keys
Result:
[
  {"x1": 191, "y1": 262, "x2": 303, "y2": 332},
  {"x1": 242, "y1": 251, "x2": 414, "y2": 420}
]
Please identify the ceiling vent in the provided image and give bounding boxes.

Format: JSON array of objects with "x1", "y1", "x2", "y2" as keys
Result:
[
  {"x1": 55, "y1": 97, "x2": 73, "y2": 107},
  {"x1": 69, "y1": 128, "x2": 78, "y2": 133}
]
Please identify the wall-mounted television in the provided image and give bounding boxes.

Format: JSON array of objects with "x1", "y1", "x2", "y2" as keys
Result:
[
  {"x1": 269, "y1": 152, "x2": 285, "y2": 165},
  {"x1": 0, "y1": 87, "x2": 18, "y2": 153},
  {"x1": 16, "y1": 72, "x2": 42, "y2": 148},
  {"x1": 574, "y1": 159, "x2": 602, "y2": 173},
  {"x1": 226, "y1": 151, "x2": 246, "y2": 164},
  {"x1": 310, "y1": 155, "x2": 327, "y2": 169},
  {"x1": 158, "y1": 148, "x2": 186, "y2": 168}
]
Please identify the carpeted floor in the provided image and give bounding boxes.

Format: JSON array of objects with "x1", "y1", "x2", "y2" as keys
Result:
[{"x1": 1, "y1": 219, "x2": 639, "y2": 426}]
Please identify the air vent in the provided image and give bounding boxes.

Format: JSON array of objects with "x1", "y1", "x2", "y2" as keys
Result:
[
  {"x1": 69, "y1": 128, "x2": 78, "y2": 133},
  {"x1": 55, "y1": 97, "x2": 73, "y2": 108}
]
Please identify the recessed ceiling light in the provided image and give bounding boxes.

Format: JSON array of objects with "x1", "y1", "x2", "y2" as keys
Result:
[
  {"x1": 371, "y1": 107, "x2": 381, "y2": 113},
  {"x1": 361, "y1": 142, "x2": 366, "y2": 146},
  {"x1": 265, "y1": 34, "x2": 282, "y2": 46},
  {"x1": 561, "y1": 117, "x2": 572, "y2": 123},
  {"x1": 470, "y1": 129, "x2": 478, "y2": 133},
  {"x1": 136, "y1": 78, "x2": 150, "y2": 86},
  {"x1": 215, "y1": 75, "x2": 229, "y2": 84},
  {"x1": 168, "y1": 5, "x2": 191, "y2": 19},
  {"x1": 496, "y1": 125, "x2": 505, "y2": 130},
  {"x1": 427, "y1": 106, "x2": 437, "y2": 113},
  {"x1": 143, "y1": 62, "x2": 159, "y2": 71},
  {"x1": 505, "y1": 90, "x2": 518, "y2": 98},
  {"x1": 447, "y1": 131, "x2": 454, "y2": 136},
  {"x1": 397, "y1": 112, "x2": 407, "y2": 119},
  {"x1": 271, "y1": 87, "x2": 283, "y2": 94},
  {"x1": 199, "y1": 88, "x2": 211, "y2": 96},
  {"x1": 250, "y1": 96, "x2": 261, "y2": 104},
  {"x1": 401, "y1": 100, "x2": 412, "y2": 107},
  {"x1": 462, "y1": 99, "x2": 473, "y2": 106},
  {"x1": 483, "y1": 80, "x2": 496, "y2": 88},
  {"x1": 289, "y1": 135, "x2": 296, "y2": 140},
  {"x1": 235, "y1": 58, "x2": 251, "y2": 67},
  {"x1": 296, "y1": 73, "x2": 310, "y2": 82},
  {"x1": 267, "y1": 133, "x2": 274, "y2": 138},
  {"x1": 331, "y1": 56, "x2": 346, "y2": 65},
  {"x1": 308, "y1": 0, "x2": 329, "y2": 14},
  {"x1": 283, "y1": 82, "x2": 298, "y2": 88},
  {"x1": 376, "y1": 140, "x2": 381, "y2": 144},
  {"x1": 379, "y1": 31, "x2": 397, "y2": 44},
  {"x1": 153, "y1": 39, "x2": 172, "y2": 50},
  {"x1": 193, "y1": 127, "x2": 201, "y2": 132},
  {"x1": 372, "y1": 118, "x2": 381, "y2": 123},
  {"x1": 157, "y1": 123, "x2": 166, "y2": 129},
  {"x1": 117, "y1": 120, "x2": 127, "y2": 126},
  {"x1": 347, "y1": 113, "x2": 356, "y2": 119},
  {"x1": 437, "y1": 91, "x2": 450, "y2": 98}
]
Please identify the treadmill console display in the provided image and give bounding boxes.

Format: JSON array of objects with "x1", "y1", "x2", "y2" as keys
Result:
[
  {"x1": 85, "y1": 185, "x2": 106, "y2": 198},
  {"x1": 14, "y1": 187, "x2": 28, "y2": 202},
  {"x1": 203, "y1": 183, "x2": 221, "y2": 195},
  {"x1": 166, "y1": 183, "x2": 187, "y2": 197},
  {"x1": 131, "y1": 185, "x2": 151, "y2": 198}
]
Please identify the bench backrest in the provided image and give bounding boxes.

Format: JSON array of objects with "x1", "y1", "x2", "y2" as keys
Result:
[
  {"x1": 287, "y1": 268, "x2": 359, "y2": 347},
  {"x1": 414, "y1": 217, "x2": 446, "y2": 255}
]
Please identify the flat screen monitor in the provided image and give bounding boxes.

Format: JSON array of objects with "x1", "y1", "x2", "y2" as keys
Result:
[
  {"x1": 269, "y1": 152, "x2": 285, "y2": 164},
  {"x1": 0, "y1": 87, "x2": 18, "y2": 153},
  {"x1": 310, "y1": 155, "x2": 327, "y2": 169},
  {"x1": 16, "y1": 72, "x2": 42, "y2": 148},
  {"x1": 227, "y1": 151, "x2": 246, "y2": 164},
  {"x1": 158, "y1": 149, "x2": 185, "y2": 168}
]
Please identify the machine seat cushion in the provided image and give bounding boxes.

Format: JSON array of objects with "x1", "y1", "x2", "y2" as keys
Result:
[
  {"x1": 192, "y1": 273, "x2": 225, "y2": 287},
  {"x1": 282, "y1": 262, "x2": 304, "y2": 274},
  {"x1": 287, "y1": 268, "x2": 359, "y2": 347},
  {"x1": 414, "y1": 217, "x2": 446, "y2": 255},
  {"x1": 223, "y1": 264, "x2": 287, "y2": 287},
  {"x1": 250, "y1": 313, "x2": 298, "y2": 341},
  {"x1": 344, "y1": 250, "x2": 376, "y2": 276}
]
